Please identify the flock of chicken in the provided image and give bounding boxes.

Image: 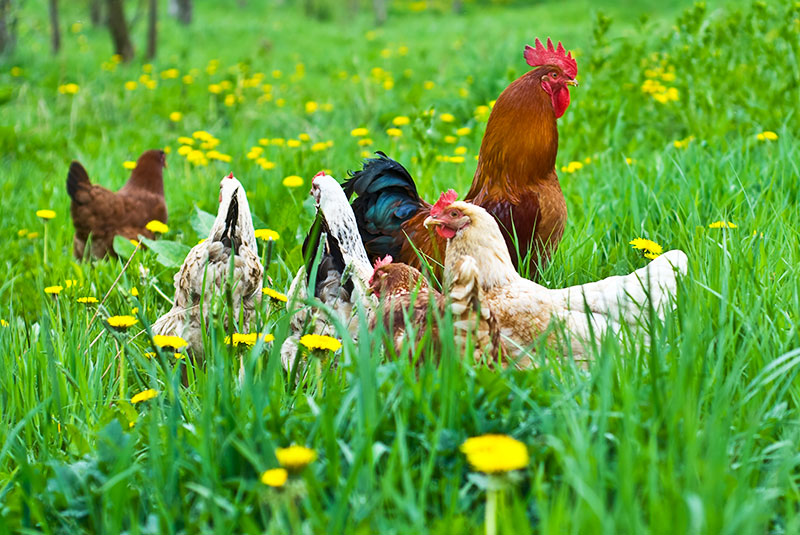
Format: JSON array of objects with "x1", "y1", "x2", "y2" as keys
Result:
[{"x1": 66, "y1": 38, "x2": 688, "y2": 369}]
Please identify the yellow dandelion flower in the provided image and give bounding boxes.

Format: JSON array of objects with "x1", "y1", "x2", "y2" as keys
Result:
[
  {"x1": 271, "y1": 138, "x2": 285, "y2": 146},
  {"x1": 130, "y1": 287, "x2": 139, "y2": 297},
  {"x1": 456, "y1": 127, "x2": 471, "y2": 136},
  {"x1": 386, "y1": 128, "x2": 403, "y2": 137},
  {"x1": 392, "y1": 116, "x2": 410, "y2": 126},
  {"x1": 152, "y1": 335, "x2": 188, "y2": 349},
  {"x1": 358, "y1": 138, "x2": 373, "y2": 147},
  {"x1": 169, "y1": 111, "x2": 182, "y2": 122},
  {"x1": 756, "y1": 131, "x2": 778, "y2": 141},
  {"x1": 454, "y1": 146, "x2": 467, "y2": 155},
  {"x1": 283, "y1": 175, "x2": 303, "y2": 188},
  {"x1": 443, "y1": 135, "x2": 457, "y2": 144},
  {"x1": 439, "y1": 113, "x2": 455, "y2": 123},
  {"x1": 351, "y1": 127, "x2": 369, "y2": 137},
  {"x1": 177, "y1": 136, "x2": 194, "y2": 146},
  {"x1": 182, "y1": 75, "x2": 193, "y2": 84},
  {"x1": 44, "y1": 285, "x2": 64, "y2": 295},
  {"x1": 262, "y1": 287, "x2": 288, "y2": 302},
  {"x1": 449, "y1": 156, "x2": 465, "y2": 164},
  {"x1": 298, "y1": 133, "x2": 311, "y2": 142},
  {"x1": 625, "y1": 157, "x2": 635, "y2": 165},
  {"x1": 27, "y1": 232, "x2": 39, "y2": 239},
  {"x1": 64, "y1": 279, "x2": 78, "y2": 288},
  {"x1": 299, "y1": 334, "x2": 342, "y2": 352},
  {"x1": 131, "y1": 388, "x2": 158, "y2": 404},
  {"x1": 311, "y1": 142, "x2": 328, "y2": 152},
  {"x1": 123, "y1": 161, "x2": 136, "y2": 170},
  {"x1": 287, "y1": 139, "x2": 301, "y2": 148},
  {"x1": 629, "y1": 238, "x2": 663, "y2": 255},
  {"x1": 709, "y1": 221, "x2": 737, "y2": 229},
  {"x1": 58, "y1": 83, "x2": 80, "y2": 95},
  {"x1": 107, "y1": 315, "x2": 137, "y2": 329},
  {"x1": 145, "y1": 220, "x2": 169, "y2": 234},
  {"x1": 423, "y1": 80, "x2": 435, "y2": 90},
  {"x1": 260, "y1": 468, "x2": 288, "y2": 487},
  {"x1": 124, "y1": 81, "x2": 138, "y2": 91},
  {"x1": 177, "y1": 146, "x2": 192, "y2": 156},
  {"x1": 131, "y1": 307, "x2": 138, "y2": 314},
  {"x1": 77, "y1": 297, "x2": 98, "y2": 304},
  {"x1": 276, "y1": 445, "x2": 317, "y2": 471},
  {"x1": 305, "y1": 101, "x2": 318, "y2": 114},
  {"x1": 224, "y1": 333, "x2": 275, "y2": 346},
  {"x1": 460, "y1": 434, "x2": 529, "y2": 473},
  {"x1": 208, "y1": 84, "x2": 222, "y2": 94},
  {"x1": 254, "y1": 229, "x2": 280, "y2": 241},
  {"x1": 17, "y1": 228, "x2": 28, "y2": 237},
  {"x1": 644, "y1": 252, "x2": 661, "y2": 260},
  {"x1": 1, "y1": 319, "x2": 8, "y2": 327},
  {"x1": 36, "y1": 209, "x2": 56, "y2": 220}
]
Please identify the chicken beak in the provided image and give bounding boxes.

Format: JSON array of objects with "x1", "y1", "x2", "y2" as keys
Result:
[
  {"x1": 423, "y1": 216, "x2": 440, "y2": 229},
  {"x1": 566, "y1": 78, "x2": 578, "y2": 87}
]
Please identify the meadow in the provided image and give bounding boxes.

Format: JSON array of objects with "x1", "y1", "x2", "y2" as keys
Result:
[{"x1": 1, "y1": 0, "x2": 799, "y2": 533}]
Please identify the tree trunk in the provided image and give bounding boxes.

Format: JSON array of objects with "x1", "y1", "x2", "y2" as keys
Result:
[
  {"x1": 89, "y1": 0, "x2": 103, "y2": 25},
  {"x1": 106, "y1": 0, "x2": 134, "y2": 61},
  {"x1": 175, "y1": 0, "x2": 191, "y2": 24},
  {"x1": 0, "y1": 0, "x2": 18, "y2": 55},
  {"x1": 146, "y1": 0, "x2": 156, "y2": 59},
  {"x1": 372, "y1": 0, "x2": 386, "y2": 25},
  {"x1": 49, "y1": 0, "x2": 60, "y2": 53}
]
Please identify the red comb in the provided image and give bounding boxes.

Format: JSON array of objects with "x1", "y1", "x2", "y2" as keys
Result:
[
  {"x1": 430, "y1": 189, "x2": 458, "y2": 217},
  {"x1": 226, "y1": 172, "x2": 234, "y2": 179},
  {"x1": 524, "y1": 38, "x2": 577, "y2": 79},
  {"x1": 373, "y1": 255, "x2": 393, "y2": 271},
  {"x1": 313, "y1": 170, "x2": 325, "y2": 179}
]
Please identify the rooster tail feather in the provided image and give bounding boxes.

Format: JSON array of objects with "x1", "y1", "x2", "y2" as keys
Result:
[
  {"x1": 343, "y1": 152, "x2": 423, "y2": 260},
  {"x1": 66, "y1": 161, "x2": 91, "y2": 201}
]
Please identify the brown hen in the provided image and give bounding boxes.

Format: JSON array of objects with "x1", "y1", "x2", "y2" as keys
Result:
[{"x1": 66, "y1": 149, "x2": 167, "y2": 259}]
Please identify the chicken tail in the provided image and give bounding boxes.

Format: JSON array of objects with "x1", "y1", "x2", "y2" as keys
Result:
[
  {"x1": 66, "y1": 161, "x2": 91, "y2": 203},
  {"x1": 343, "y1": 152, "x2": 425, "y2": 260}
]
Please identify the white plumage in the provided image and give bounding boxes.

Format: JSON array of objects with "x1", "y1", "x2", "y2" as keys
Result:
[
  {"x1": 426, "y1": 200, "x2": 688, "y2": 365},
  {"x1": 281, "y1": 173, "x2": 375, "y2": 368},
  {"x1": 152, "y1": 173, "x2": 263, "y2": 354}
]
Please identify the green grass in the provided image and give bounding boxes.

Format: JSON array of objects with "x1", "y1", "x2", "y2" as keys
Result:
[{"x1": 1, "y1": 0, "x2": 800, "y2": 533}]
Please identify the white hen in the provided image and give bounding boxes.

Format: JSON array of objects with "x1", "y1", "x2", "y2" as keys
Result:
[
  {"x1": 424, "y1": 194, "x2": 688, "y2": 365},
  {"x1": 152, "y1": 173, "x2": 264, "y2": 355},
  {"x1": 281, "y1": 172, "x2": 375, "y2": 369}
]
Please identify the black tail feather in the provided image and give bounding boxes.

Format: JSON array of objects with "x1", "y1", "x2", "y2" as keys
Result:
[
  {"x1": 342, "y1": 152, "x2": 422, "y2": 260},
  {"x1": 66, "y1": 161, "x2": 91, "y2": 202}
]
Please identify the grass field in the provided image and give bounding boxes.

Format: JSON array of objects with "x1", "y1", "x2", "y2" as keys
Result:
[{"x1": 1, "y1": 0, "x2": 799, "y2": 533}]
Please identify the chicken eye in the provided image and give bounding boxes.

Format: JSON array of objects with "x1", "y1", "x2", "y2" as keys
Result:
[
  {"x1": 450, "y1": 210, "x2": 459, "y2": 218},
  {"x1": 551, "y1": 72, "x2": 558, "y2": 79}
]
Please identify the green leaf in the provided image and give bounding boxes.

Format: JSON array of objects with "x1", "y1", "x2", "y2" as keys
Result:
[
  {"x1": 140, "y1": 237, "x2": 191, "y2": 268},
  {"x1": 112, "y1": 235, "x2": 137, "y2": 258},
  {"x1": 190, "y1": 205, "x2": 217, "y2": 238}
]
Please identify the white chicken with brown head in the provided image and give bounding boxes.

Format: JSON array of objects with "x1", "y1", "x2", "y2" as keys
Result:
[
  {"x1": 424, "y1": 191, "x2": 688, "y2": 365},
  {"x1": 152, "y1": 173, "x2": 264, "y2": 355},
  {"x1": 281, "y1": 172, "x2": 375, "y2": 369}
]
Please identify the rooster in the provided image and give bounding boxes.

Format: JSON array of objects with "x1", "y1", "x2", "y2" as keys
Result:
[
  {"x1": 67, "y1": 149, "x2": 168, "y2": 259},
  {"x1": 152, "y1": 173, "x2": 263, "y2": 356},
  {"x1": 344, "y1": 38, "x2": 578, "y2": 277},
  {"x1": 281, "y1": 172, "x2": 375, "y2": 369},
  {"x1": 423, "y1": 191, "x2": 688, "y2": 364}
]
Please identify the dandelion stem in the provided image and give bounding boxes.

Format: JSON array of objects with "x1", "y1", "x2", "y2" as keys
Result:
[{"x1": 485, "y1": 486, "x2": 497, "y2": 535}]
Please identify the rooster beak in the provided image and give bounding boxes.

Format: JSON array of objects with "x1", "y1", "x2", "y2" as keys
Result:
[
  {"x1": 566, "y1": 78, "x2": 578, "y2": 87},
  {"x1": 423, "y1": 216, "x2": 440, "y2": 229}
]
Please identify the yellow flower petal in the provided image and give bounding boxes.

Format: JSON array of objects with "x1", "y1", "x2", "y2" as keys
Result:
[{"x1": 260, "y1": 468, "x2": 288, "y2": 487}]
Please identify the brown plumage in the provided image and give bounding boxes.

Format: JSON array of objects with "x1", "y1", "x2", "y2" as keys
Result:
[
  {"x1": 369, "y1": 257, "x2": 501, "y2": 362},
  {"x1": 345, "y1": 39, "x2": 576, "y2": 278},
  {"x1": 67, "y1": 149, "x2": 167, "y2": 259},
  {"x1": 369, "y1": 260, "x2": 443, "y2": 354}
]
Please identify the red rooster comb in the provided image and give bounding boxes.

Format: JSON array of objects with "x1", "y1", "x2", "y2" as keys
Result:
[
  {"x1": 373, "y1": 255, "x2": 393, "y2": 271},
  {"x1": 313, "y1": 170, "x2": 325, "y2": 179},
  {"x1": 225, "y1": 172, "x2": 234, "y2": 179},
  {"x1": 524, "y1": 38, "x2": 577, "y2": 79},
  {"x1": 430, "y1": 189, "x2": 459, "y2": 217}
]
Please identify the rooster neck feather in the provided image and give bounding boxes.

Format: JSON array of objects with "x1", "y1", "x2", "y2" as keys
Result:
[{"x1": 468, "y1": 67, "x2": 558, "y2": 203}]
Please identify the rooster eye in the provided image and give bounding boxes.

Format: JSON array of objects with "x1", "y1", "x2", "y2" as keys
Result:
[
  {"x1": 551, "y1": 72, "x2": 558, "y2": 79},
  {"x1": 450, "y1": 210, "x2": 459, "y2": 218}
]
